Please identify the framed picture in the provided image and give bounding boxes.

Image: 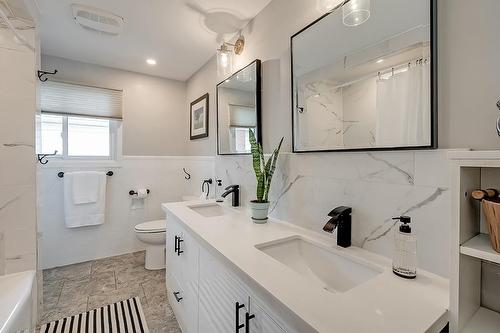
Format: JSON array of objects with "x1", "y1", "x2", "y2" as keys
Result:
[{"x1": 190, "y1": 93, "x2": 209, "y2": 140}]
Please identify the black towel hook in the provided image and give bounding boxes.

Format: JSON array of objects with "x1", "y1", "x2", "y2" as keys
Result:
[
  {"x1": 183, "y1": 168, "x2": 191, "y2": 180},
  {"x1": 37, "y1": 69, "x2": 58, "y2": 82},
  {"x1": 37, "y1": 150, "x2": 58, "y2": 164}
]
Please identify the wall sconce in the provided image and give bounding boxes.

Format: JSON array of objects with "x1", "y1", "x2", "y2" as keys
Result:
[
  {"x1": 343, "y1": 0, "x2": 371, "y2": 26},
  {"x1": 217, "y1": 35, "x2": 245, "y2": 78}
]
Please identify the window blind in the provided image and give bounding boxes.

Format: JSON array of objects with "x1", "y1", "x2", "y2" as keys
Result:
[
  {"x1": 228, "y1": 104, "x2": 256, "y2": 128},
  {"x1": 40, "y1": 81, "x2": 123, "y2": 119}
]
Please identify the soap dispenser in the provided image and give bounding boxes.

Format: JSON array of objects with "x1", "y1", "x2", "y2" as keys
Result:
[
  {"x1": 215, "y1": 179, "x2": 224, "y2": 203},
  {"x1": 392, "y1": 216, "x2": 417, "y2": 279}
]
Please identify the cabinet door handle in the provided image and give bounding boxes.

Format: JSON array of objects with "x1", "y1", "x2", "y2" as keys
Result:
[
  {"x1": 173, "y1": 291, "x2": 183, "y2": 302},
  {"x1": 235, "y1": 302, "x2": 245, "y2": 332},
  {"x1": 174, "y1": 236, "x2": 179, "y2": 254},
  {"x1": 177, "y1": 237, "x2": 184, "y2": 256},
  {"x1": 245, "y1": 312, "x2": 255, "y2": 333}
]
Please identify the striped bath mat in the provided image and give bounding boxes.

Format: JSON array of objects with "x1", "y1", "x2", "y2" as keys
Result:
[{"x1": 40, "y1": 297, "x2": 149, "y2": 333}]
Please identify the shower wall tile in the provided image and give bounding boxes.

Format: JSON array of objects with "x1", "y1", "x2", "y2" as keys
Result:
[
  {"x1": 0, "y1": 28, "x2": 38, "y2": 275},
  {"x1": 215, "y1": 149, "x2": 451, "y2": 277}
]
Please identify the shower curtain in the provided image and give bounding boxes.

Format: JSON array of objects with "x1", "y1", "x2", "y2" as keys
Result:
[{"x1": 375, "y1": 61, "x2": 430, "y2": 147}]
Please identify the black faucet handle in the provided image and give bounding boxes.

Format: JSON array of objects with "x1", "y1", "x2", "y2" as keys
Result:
[
  {"x1": 225, "y1": 184, "x2": 239, "y2": 190},
  {"x1": 328, "y1": 206, "x2": 352, "y2": 218}
]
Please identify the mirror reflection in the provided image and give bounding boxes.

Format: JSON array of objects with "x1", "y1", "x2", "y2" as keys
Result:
[
  {"x1": 292, "y1": 0, "x2": 436, "y2": 152},
  {"x1": 217, "y1": 60, "x2": 261, "y2": 155}
]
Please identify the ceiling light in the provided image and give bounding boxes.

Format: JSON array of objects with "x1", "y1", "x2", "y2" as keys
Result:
[
  {"x1": 377, "y1": 59, "x2": 384, "y2": 64},
  {"x1": 343, "y1": 0, "x2": 370, "y2": 27},
  {"x1": 146, "y1": 58, "x2": 157, "y2": 65}
]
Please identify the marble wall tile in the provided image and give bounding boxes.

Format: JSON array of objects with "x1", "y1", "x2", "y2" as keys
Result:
[
  {"x1": 0, "y1": 28, "x2": 38, "y2": 275},
  {"x1": 215, "y1": 149, "x2": 451, "y2": 277}
]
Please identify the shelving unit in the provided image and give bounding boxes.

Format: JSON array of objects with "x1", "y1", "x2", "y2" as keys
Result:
[
  {"x1": 461, "y1": 307, "x2": 500, "y2": 333},
  {"x1": 449, "y1": 151, "x2": 500, "y2": 333},
  {"x1": 460, "y1": 234, "x2": 500, "y2": 265}
]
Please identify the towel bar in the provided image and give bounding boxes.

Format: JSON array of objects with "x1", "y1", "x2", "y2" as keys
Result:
[{"x1": 58, "y1": 171, "x2": 114, "y2": 178}]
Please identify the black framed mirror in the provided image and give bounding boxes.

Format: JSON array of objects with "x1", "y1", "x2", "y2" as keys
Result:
[
  {"x1": 217, "y1": 59, "x2": 262, "y2": 155},
  {"x1": 291, "y1": 0, "x2": 437, "y2": 152}
]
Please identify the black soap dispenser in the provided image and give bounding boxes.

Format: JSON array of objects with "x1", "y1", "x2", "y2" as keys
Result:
[{"x1": 392, "y1": 216, "x2": 417, "y2": 279}]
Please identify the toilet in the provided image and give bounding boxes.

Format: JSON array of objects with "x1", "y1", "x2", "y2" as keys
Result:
[{"x1": 134, "y1": 219, "x2": 166, "y2": 270}]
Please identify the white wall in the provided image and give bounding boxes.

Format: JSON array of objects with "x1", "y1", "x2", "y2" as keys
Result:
[
  {"x1": 185, "y1": 57, "x2": 219, "y2": 156},
  {"x1": 438, "y1": 0, "x2": 500, "y2": 150},
  {"x1": 41, "y1": 55, "x2": 188, "y2": 156},
  {"x1": 0, "y1": 27, "x2": 38, "y2": 274},
  {"x1": 38, "y1": 156, "x2": 214, "y2": 268}
]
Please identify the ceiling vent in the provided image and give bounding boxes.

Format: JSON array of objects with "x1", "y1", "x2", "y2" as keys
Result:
[{"x1": 72, "y1": 4, "x2": 124, "y2": 35}]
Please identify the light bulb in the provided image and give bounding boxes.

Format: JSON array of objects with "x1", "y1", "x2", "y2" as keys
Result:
[
  {"x1": 220, "y1": 53, "x2": 228, "y2": 67},
  {"x1": 217, "y1": 43, "x2": 233, "y2": 77}
]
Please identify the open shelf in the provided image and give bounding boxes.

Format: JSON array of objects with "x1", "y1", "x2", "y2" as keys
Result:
[
  {"x1": 460, "y1": 234, "x2": 500, "y2": 265},
  {"x1": 462, "y1": 307, "x2": 500, "y2": 333}
]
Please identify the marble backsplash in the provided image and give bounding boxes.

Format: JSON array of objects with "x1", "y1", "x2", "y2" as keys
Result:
[{"x1": 215, "y1": 150, "x2": 451, "y2": 278}]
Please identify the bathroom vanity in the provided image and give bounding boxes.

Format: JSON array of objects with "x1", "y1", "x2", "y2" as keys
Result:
[{"x1": 162, "y1": 200, "x2": 449, "y2": 333}]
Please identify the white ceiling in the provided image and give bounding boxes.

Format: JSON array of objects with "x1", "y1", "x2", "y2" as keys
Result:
[{"x1": 34, "y1": 0, "x2": 272, "y2": 81}]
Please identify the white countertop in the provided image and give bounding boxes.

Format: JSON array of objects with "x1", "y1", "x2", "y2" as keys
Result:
[{"x1": 162, "y1": 200, "x2": 449, "y2": 333}]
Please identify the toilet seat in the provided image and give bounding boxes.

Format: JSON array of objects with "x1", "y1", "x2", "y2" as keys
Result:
[{"x1": 134, "y1": 220, "x2": 166, "y2": 233}]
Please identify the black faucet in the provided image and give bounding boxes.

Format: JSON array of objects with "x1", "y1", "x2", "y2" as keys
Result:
[
  {"x1": 221, "y1": 185, "x2": 240, "y2": 207},
  {"x1": 323, "y1": 206, "x2": 352, "y2": 248}
]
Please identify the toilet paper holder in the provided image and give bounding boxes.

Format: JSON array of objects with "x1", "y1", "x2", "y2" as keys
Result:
[{"x1": 129, "y1": 189, "x2": 150, "y2": 196}]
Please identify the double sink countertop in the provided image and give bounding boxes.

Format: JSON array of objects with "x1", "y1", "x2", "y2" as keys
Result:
[{"x1": 162, "y1": 200, "x2": 449, "y2": 333}]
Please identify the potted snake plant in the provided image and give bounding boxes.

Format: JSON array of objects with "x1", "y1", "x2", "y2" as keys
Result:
[{"x1": 248, "y1": 129, "x2": 284, "y2": 223}]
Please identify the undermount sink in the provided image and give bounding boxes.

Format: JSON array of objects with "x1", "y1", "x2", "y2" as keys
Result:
[
  {"x1": 188, "y1": 203, "x2": 232, "y2": 217},
  {"x1": 256, "y1": 236, "x2": 383, "y2": 293}
]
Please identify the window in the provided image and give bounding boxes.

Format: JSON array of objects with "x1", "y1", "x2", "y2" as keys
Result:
[
  {"x1": 39, "y1": 114, "x2": 118, "y2": 159},
  {"x1": 38, "y1": 81, "x2": 122, "y2": 160},
  {"x1": 231, "y1": 127, "x2": 252, "y2": 152}
]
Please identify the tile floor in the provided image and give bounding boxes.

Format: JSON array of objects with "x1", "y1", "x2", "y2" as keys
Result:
[{"x1": 40, "y1": 251, "x2": 181, "y2": 333}]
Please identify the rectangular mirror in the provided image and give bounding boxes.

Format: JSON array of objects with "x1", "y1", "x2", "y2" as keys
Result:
[
  {"x1": 217, "y1": 60, "x2": 262, "y2": 155},
  {"x1": 291, "y1": 0, "x2": 437, "y2": 152}
]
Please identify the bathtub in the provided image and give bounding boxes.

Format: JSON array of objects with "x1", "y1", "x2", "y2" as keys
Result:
[{"x1": 0, "y1": 270, "x2": 36, "y2": 333}]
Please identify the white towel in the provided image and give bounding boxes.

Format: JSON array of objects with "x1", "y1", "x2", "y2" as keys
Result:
[
  {"x1": 64, "y1": 171, "x2": 107, "y2": 228},
  {"x1": 72, "y1": 171, "x2": 102, "y2": 204}
]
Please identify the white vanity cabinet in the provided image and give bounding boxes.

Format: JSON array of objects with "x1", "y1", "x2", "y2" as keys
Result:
[
  {"x1": 166, "y1": 215, "x2": 288, "y2": 333},
  {"x1": 166, "y1": 218, "x2": 199, "y2": 333}
]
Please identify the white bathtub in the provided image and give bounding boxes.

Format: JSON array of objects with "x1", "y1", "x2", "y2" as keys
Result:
[{"x1": 0, "y1": 270, "x2": 36, "y2": 333}]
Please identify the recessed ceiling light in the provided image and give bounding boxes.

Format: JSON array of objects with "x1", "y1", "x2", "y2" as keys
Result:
[
  {"x1": 146, "y1": 58, "x2": 157, "y2": 65},
  {"x1": 377, "y1": 59, "x2": 384, "y2": 63}
]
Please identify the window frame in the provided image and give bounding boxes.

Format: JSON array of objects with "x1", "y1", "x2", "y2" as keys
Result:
[{"x1": 40, "y1": 113, "x2": 119, "y2": 161}]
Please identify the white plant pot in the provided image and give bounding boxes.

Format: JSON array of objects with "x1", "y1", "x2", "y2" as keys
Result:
[{"x1": 250, "y1": 201, "x2": 270, "y2": 224}]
